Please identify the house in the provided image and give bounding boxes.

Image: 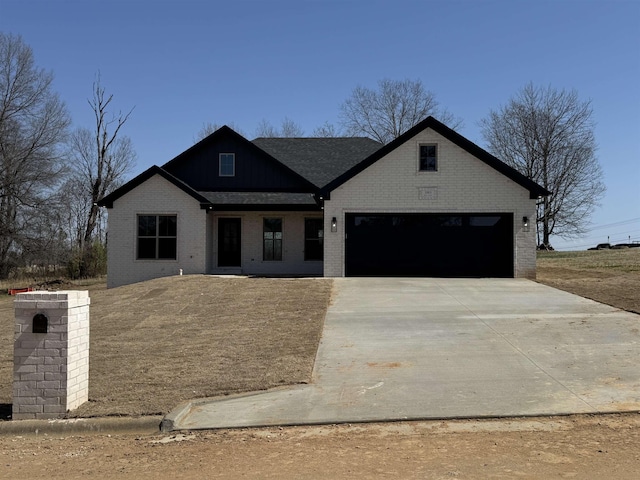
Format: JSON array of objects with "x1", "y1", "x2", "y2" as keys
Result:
[{"x1": 98, "y1": 116, "x2": 548, "y2": 288}]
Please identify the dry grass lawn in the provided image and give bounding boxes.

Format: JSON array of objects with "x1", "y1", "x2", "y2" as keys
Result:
[
  {"x1": 1, "y1": 248, "x2": 637, "y2": 420},
  {"x1": 0, "y1": 275, "x2": 332, "y2": 418},
  {"x1": 537, "y1": 248, "x2": 640, "y2": 314}
]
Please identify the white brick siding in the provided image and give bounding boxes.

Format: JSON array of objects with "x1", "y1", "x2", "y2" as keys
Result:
[
  {"x1": 210, "y1": 211, "x2": 323, "y2": 276},
  {"x1": 106, "y1": 174, "x2": 208, "y2": 288},
  {"x1": 13, "y1": 291, "x2": 90, "y2": 419},
  {"x1": 106, "y1": 126, "x2": 538, "y2": 286},
  {"x1": 323, "y1": 128, "x2": 538, "y2": 278},
  {"x1": 105, "y1": 175, "x2": 322, "y2": 286}
]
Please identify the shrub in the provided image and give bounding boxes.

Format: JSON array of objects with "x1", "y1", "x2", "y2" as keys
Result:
[{"x1": 67, "y1": 242, "x2": 107, "y2": 279}]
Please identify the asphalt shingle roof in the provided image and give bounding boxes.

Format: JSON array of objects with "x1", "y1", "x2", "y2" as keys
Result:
[
  {"x1": 198, "y1": 191, "x2": 317, "y2": 206},
  {"x1": 98, "y1": 118, "x2": 548, "y2": 209},
  {"x1": 252, "y1": 137, "x2": 383, "y2": 188}
]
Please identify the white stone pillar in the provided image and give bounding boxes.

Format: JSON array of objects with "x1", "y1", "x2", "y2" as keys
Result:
[{"x1": 13, "y1": 291, "x2": 90, "y2": 420}]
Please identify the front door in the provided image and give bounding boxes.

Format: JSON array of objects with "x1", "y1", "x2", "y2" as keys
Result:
[{"x1": 218, "y1": 218, "x2": 241, "y2": 267}]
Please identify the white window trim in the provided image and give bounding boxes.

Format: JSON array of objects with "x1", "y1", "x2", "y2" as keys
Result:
[{"x1": 219, "y1": 153, "x2": 235, "y2": 177}]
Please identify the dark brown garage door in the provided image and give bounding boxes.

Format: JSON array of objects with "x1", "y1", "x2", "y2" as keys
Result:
[{"x1": 345, "y1": 213, "x2": 513, "y2": 277}]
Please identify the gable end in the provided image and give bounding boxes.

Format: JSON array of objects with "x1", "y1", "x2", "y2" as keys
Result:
[
  {"x1": 97, "y1": 165, "x2": 212, "y2": 209},
  {"x1": 320, "y1": 116, "x2": 549, "y2": 200},
  {"x1": 162, "y1": 126, "x2": 318, "y2": 192}
]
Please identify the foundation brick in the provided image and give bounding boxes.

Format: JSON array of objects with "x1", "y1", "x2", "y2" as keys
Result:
[
  {"x1": 14, "y1": 364, "x2": 37, "y2": 374},
  {"x1": 38, "y1": 380, "x2": 61, "y2": 389},
  {"x1": 39, "y1": 364, "x2": 64, "y2": 373},
  {"x1": 18, "y1": 340, "x2": 44, "y2": 349},
  {"x1": 43, "y1": 405, "x2": 66, "y2": 414},
  {"x1": 44, "y1": 340, "x2": 66, "y2": 349},
  {"x1": 43, "y1": 388, "x2": 65, "y2": 397},
  {"x1": 21, "y1": 356, "x2": 45, "y2": 365},
  {"x1": 13, "y1": 413, "x2": 37, "y2": 419},
  {"x1": 16, "y1": 405, "x2": 43, "y2": 414},
  {"x1": 14, "y1": 387, "x2": 44, "y2": 398}
]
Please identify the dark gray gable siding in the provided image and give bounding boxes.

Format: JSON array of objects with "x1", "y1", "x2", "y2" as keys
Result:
[
  {"x1": 162, "y1": 126, "x2": 315, "y2": 192},
  {"x1": 252, "y1": 137, "x2": 382, "y2": 188}
]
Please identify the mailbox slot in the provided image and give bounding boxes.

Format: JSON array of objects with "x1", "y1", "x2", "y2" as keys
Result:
[{"x1": 32, "y1": 313, "x2": 48, "y2": 333}]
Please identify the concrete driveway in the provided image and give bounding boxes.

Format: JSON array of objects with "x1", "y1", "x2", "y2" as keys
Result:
[{"x1": 164, "y1": 278, "x2": 640, "y2": 431}]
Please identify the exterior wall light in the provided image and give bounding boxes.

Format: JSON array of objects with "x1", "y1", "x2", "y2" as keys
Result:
[
  {"x1": 331, "y1": 217, "x2": 337, "y2": 232},
  {"x1": 522, "y1": 216, "x2": 530, "y2": 232}
]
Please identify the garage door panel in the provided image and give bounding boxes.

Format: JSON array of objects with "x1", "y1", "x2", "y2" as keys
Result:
[{"x1": 345, "y1": 213, "x2": 513, "y2": 277}]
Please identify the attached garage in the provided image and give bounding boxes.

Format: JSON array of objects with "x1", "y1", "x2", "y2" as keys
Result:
[
  {"x1": 321, "y1": 117, "x2": 549, "y2": 280},
  {"x1": 345, "y1": 213, "x2": 514, "y2": 277}
]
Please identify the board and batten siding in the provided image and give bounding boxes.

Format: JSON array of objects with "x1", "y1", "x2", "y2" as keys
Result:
[
  {"x1": 323, "y1": 127, "x2": 538, "y2": 278},
  {"x1": 106, "y1": 174, "x2": 208, "y2": 288}
]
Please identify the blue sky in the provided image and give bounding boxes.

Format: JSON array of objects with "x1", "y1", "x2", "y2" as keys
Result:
[{"x1": 2, "y1": 0, "x2": 639, "y2": 250}]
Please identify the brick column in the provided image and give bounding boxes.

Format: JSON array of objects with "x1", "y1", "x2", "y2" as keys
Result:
[{"x1": 13, "y1": 291, "x2": 90, "y2": 420}]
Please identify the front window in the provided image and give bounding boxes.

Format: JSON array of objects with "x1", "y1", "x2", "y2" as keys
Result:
[
  {"x1": 137, "y1": 215, "x2": 177, "y2": 259},
  {"x1": 219, "y1": 153, "x2": 235, "y2": 176},
  {"x1": 263, "y1": 218, "x2": 282, "y2": 261},
  {"x1": 304, "y1": 218, "x2": 323, "y2": 261},
  {"x1": 419, "y1": 144, "x2": 437, "y2": 171}
]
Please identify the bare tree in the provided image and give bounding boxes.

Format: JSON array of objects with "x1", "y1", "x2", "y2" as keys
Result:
[
  {"x1": 0, "y1": 33, "x2": 70, "y2": 278},
  {"x1": 59, "y1": 170, "x2": 94, "y2": 249},
  {"x1": 67, "y1": 75, "x2": 135, "y2": 275},
  {"x1": 280, "y1": 117, "x2": 304, "y2": 137},
  {"x1": 194, "y1": 121, "x2": 245, "y2": 142},
  {"x1": 254, "y1": 119, "x2": 278, "y2": 137},
  {"x1": 254, "y1": 117, "x2": 304, "y2": 138},
  {"x1": 481, "y1": 84, "x2": 605, "y2": 248},
  {"x1": 312, "y1": 121, "x2": 342, "y2": 137},
  {"x1": 18, "y1": 200, "x2": 70, "y2": 278},
  {"x1": 339, "y1": 78, "x2": 461, "y2": 144}
]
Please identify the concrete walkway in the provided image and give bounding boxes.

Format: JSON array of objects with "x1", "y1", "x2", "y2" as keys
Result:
[{"x1": 163, "y1": 278, "x2": 640, "y2": 431}]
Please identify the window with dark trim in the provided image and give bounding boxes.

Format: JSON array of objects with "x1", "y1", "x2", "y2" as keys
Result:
[
  {"x1": 304, "y1": 218, "x2": 323, "y2": 261},
  {"x1": 263, "y1": 218, "x2": 282, "y2": 261},
  {"x1": 219, "y1": 153, "x2": 235, "y2": 176},
  {"x1": 419, "y1": 144, "x2": 437, "y2": 171},
  {"x1": 137, "y1": 215, "x2": 177, "y2": 259}
]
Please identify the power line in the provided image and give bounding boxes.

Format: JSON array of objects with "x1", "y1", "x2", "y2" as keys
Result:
[
  {"x1": 558, "y1": 233, "x2": 640, "y2": 250},
  {"x1": 586, "y1": 217, "x2": 640, "y2": 232},
  {"x1": 550, "y1": 218, "x2": 640, "y2": 250}
]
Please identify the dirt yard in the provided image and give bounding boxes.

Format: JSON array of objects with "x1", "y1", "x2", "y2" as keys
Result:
[
  {"x1": 2, "y1": 414, "x2": 640, "y2": 479},
  {"x1": 1, "y1": 251, "x2": 639, "y2": 478},
  {"x1": 537, "y1": 248, "x2": 640, "y2": 313}
]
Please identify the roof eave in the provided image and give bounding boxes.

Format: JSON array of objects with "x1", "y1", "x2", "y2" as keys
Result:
[
  {"x1": 210, "y1": 203, "x2": 322, "y2": 212},
  {"x1": 97, "y1": 165, "x2": 212, "y2": 208}
]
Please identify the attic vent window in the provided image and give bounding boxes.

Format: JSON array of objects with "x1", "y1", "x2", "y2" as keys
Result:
[
  {"x1": 419, "y1": 144, "x2": 437, "y2": 172},
  {"x1": 219, "y1": 153, "x2": 235, "y2": 177}
]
